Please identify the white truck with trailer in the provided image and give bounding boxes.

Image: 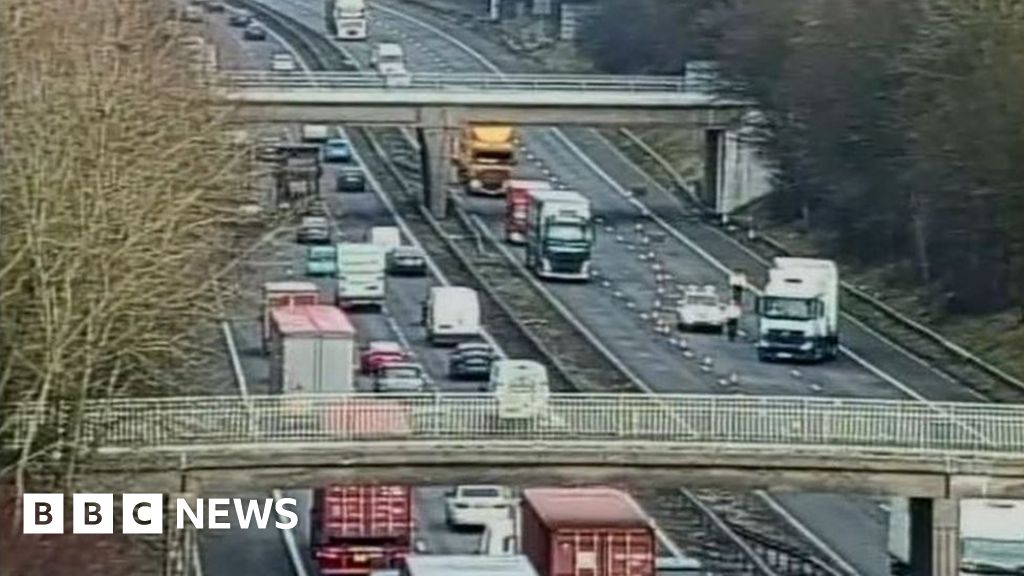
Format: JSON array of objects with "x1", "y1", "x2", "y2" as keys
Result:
[
  {"x1": 888, "y1": 498, "x2": 1024, "y2": 575},
  {"x1": 424, "y1": 286, "x2": 481, "y2": 345},
  {"x1": 335, "y1": 242, "x2": 387, "y2": 310},
  {"x1": 755, "y1": 257, "x2": 839, "y2": 362},
  {"x1": 269, "y1": 305, "x2": 356, "y2": 393},
  {"x1": 490, "y1": 360, "x2": 550, "y2": 420},
  {"x1": 326, "y1": 0, "x2": 367, "y2": 40},
  {"x1": 524, "y1": 190, "x2": 593, "y2": 281}
]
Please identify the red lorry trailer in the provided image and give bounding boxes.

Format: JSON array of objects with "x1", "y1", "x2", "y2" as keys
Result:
[
  {"x1": 521, "y1": 487, "x2": 656, "y2": 576},
  {"x1": 504, "y1": 179, "x2": 552, "y2": 244},
  {"x1": 311, "y1": 485, "x2": 413, "y2": 576}
]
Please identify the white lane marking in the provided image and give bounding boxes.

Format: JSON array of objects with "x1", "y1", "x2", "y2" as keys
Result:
[
  {"x1": 222, "y1": 321, "x2": 250, "y2": 400},
  {"x1": 273, "y1": 488, "x2": 310, "y2": 576}
]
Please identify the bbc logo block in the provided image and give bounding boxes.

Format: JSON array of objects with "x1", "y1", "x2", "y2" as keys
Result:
[
  {"x1": 23, "y1": 493, "x2": 164, "y2": 535},
  {"x1": 22, "y1": 493, "x2": 297, "y2": 534}
]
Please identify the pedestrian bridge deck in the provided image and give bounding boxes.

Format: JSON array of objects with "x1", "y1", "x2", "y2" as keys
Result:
[
  {"x1": 215, "y1": 71, "x2": 751, "y2": 126},
  {"x1": 6, "y1": 393, "x2": 1024, "y2": 496}
]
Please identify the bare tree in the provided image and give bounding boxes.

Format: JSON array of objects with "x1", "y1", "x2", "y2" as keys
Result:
[{"x1": 0, "y1": 0, "x2": 259, "y2": 493}]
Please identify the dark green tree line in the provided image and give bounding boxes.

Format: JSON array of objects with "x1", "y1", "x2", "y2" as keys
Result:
[{"x1": 582, "y1": 0, "x2": 1024, "y2": 315}]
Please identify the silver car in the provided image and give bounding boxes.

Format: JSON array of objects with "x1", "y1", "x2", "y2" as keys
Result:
[{"x1": 373, "y1": 362, "x2": 428, "y2": 393}]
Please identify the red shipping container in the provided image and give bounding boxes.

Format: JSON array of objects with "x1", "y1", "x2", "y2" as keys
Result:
[
  {"x1": 521, "y1": 488, "x2": 656, "y2": 576},
  {"x1": 311, "y1": 485, "x2": 413, "y2": 576},
  {"x1": 505, "y1": 179, "x2": 551, "y2": 244}
]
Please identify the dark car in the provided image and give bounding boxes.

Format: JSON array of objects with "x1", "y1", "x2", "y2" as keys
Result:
[
  {"x1": 204, "y1": 1, "x2": 225, "y2": 12},
  {"x1": 335, "y1": 167, "x2": 366, "y2": 192},
  {"x1": 253, "y1": 135, "x2": 285, "y2": 162},
  {"x1": 228, "y1": 10, "x2": 252, "y2": 27},
  {"x1": 296, "y1": 216, "x2": 332, "y2": 245},
  {"x1": 448, "y1": 342, "x2": 497, "y2": 385},
  {"x1": 243, "y1": 24, "x2": 267, "y2": 41},
  {"x1": 386, "y1": 246, "x2": 427, "y2": 276}
]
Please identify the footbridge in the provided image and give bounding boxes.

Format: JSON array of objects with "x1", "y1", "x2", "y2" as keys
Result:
[
  {"x1": 217, "y1": 71, "x2": 749, "y2": 126},
  {"x1": 8, "y1": 393, "x2": 1024, "y2": 497},
  {"x1": 216, "y1": 71, "x2": 761, "y2": 218}
]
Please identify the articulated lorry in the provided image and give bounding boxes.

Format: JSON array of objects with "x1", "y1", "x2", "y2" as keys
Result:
[
  {"x1": 326, "y1": 0, "x2": 367, "y2": 40},
  {"x1": 524, "y1": 190, "x2": 593, "y2": 281},
  {"x1": 756, "y1": 257, "x2": 838, "y2": 362},
  {"x1": 336, "y1": 242, "x2": 387, "y2": 310},
  {"x1": 888, "y1": 498, "x2": 1024, "y2": 576},
  {"x1": 454, "y1": 125, "x2": 518, "y2": 195},
  {"x1": 312, "y1": 485, "x2": 413, "y2": 576}
]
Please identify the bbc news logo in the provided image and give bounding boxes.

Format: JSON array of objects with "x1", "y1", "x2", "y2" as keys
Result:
[{"x1": 23, "y1": 494, "x2": 298, "y2": 534}]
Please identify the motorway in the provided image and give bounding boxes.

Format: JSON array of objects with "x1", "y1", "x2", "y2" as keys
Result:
[
  {"x1": 197, "y1": 1, "x2": 994, "y2": 575},
  {"x1": 198, "y1": 9, "x2": 491, "y2": 574}
]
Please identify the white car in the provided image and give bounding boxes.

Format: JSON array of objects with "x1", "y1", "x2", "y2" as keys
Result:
[
  {"x1": 676, "y1": 285, "x2": 728, "y2": 331},
  {"x1": 270, "y1": 52, "x2": 297, "y2": 72},
  {"x1": 444, "y1": 485, "x2": 517, "y2": 528}
]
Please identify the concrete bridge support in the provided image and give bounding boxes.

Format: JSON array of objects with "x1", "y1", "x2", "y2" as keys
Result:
[
  {"x1": 418, "y1": 125, "x2": 455, "y2": 219},
  {"x1": 703, "y1": 120, "x2": 775, "y2": 220},
  {"x1": 908, "y1": 498, "x2": 960, "y2": 576}
]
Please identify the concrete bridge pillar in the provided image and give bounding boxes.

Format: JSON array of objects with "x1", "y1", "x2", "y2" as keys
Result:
[
  {"x1": 703, "y1": 115, "x2": 774, "y2": 220},
  {"x1": 418, "y1": 126, "x2": 453, "y2": 219},
  {"x1": 417, "y1": 108, "x2": 459, "y2": 219},
  {"x1": 909, "y1": 498, "x2": 960, "y2": 576}
]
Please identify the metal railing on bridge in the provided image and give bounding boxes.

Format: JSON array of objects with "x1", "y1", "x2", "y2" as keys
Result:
[
  {"x1": 218, "y1": 71, "x2": 717, "y2": 93},
  {"x1": 4, "y1": 394, "x2": 1023, "y2": 457}
]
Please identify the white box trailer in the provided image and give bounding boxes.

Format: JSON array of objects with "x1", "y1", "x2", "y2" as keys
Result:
[
  {"x1": 269, "y1": 305, "x2": 356, "y2": 393},
  {"x1": 368, "y1": 226, "x2": 402, "y2": 251},
  {"x1": 425, "y1": 286, "x2": 481, "y2": 345},
  {"x1": 402, "y1": 555, "x2": 538, "y2": 576}
]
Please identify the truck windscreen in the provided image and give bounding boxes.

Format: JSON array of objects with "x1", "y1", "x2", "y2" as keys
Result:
[
  {"x1": 760, "y1": 297, "x2": 818, "y2": 320},
  {"x1": 545, "y1": 223, "x2": 589, "y2": 243},
  {"x1": 473, "y1": 150, "x2": 513, "y2": 163}
]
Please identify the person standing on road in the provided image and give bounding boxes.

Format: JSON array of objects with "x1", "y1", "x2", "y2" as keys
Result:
[
  {"x1": 725, "y1": 271, "x2": 746, "y2": 341},
  {"x1": 724, "y1": 301, "x2": 742, "y2": 341}
]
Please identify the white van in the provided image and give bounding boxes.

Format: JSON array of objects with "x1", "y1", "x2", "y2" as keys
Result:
[
  {"x1": 370, "y1": 42, "x2": 408, "y2": 76},
  {"x1": 367, "y1": 226, "x2": 402, "y2": 252},
  {"x1": 301, "y1": 124, "x2": 331, "y2": 142},
  {"x1": 490, "y1": 360, "x2": 549, "y2": 419},
  {"x1": 425, "y1": 286, "x2": 480, "y2": 345}
]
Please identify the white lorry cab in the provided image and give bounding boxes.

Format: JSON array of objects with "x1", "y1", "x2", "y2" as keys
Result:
[
  {"x1": 367, "y1": 226, "x2": 402, "y2": 252},
  {"x1": 425, "y1": 286, "x2": 481, "y2": 345},
  {"x1": 327, "y1": 0, "x2": 368, "y2": 40},
  {"x1": 370, "y1": 42, "x2": 410, "y2": 82},
  {"x1": 756, "y1": 257, "x2": 839, "y2": 362},
  {"x1": 490, "y1": 360, "x2": 549, "y2": 420},
  {"x1": 335, "y1": 242, "x2": 387, "y2": 310}
]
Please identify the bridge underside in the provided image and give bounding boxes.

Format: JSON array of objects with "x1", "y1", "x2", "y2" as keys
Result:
[
  {"x1": 58, "y1": 442, "x2": 1024, "y2": 498},
  {"x1": 221, "y1": 101, "x2": 746, "y2": 127}
]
